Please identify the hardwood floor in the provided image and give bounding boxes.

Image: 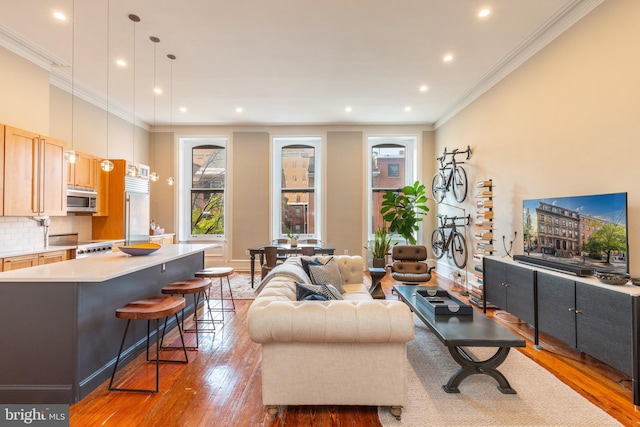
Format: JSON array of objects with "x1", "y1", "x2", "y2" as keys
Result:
[{"x1": 70, "y1": 272, "x2": 639, "y2": 426}]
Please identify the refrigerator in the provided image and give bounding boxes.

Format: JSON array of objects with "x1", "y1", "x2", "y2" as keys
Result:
[
  {"x1": 125, "y1": 178, "x2": 151, "y2": 244},
  {"x1": 92, "y1": 160, "x2": 150, "y2": 244}
]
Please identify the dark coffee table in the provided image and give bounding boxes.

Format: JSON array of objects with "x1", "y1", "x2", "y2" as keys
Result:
[{"x1": 394, "y1": 285, "x2": 526, "y2": 394}]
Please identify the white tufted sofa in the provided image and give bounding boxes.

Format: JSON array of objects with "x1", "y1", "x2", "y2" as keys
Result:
[{"x1": 247, "y1": 255, "x2": 415, "y2": 419}]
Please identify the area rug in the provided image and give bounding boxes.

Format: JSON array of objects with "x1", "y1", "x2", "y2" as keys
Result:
[
  {"x1": 378, "y1": 316, "x2": 622, "y2": 426},
  {"x1": 206, "y1": 272, "x2": 257, "y2": 300}
]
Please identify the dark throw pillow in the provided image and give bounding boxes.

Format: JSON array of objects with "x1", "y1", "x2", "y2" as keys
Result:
[
  {"x1": 295, "y1": 282, "x2": 339, "y2": 301},
  {"x1": 301, "y1": 257, "x2": 323, "y2": 279},
  {"x1": 308, "y1": 257, "x2": 345, "y2": 294}
]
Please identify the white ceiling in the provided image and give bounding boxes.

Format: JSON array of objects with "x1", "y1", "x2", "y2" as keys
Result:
[{"x1": 0, "y1": 0, "x2": 602, "y2": 128}]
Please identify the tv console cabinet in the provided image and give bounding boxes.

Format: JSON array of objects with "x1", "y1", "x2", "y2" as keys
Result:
[{"x1": 483, "y1": 256, "x2": 640, "y2": 406}]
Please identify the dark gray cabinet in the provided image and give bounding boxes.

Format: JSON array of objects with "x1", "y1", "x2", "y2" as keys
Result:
[
  {"x1": 576, "y1": 282, "x2": 633, "y2": 375},
  {"x1": 537, "y1": 271, "x2": 576, "y2": 346},
  {"x1": 487, "y1": 257, "x2": 640, "y2": 405},
  {"x1": 483, "y1": 257, "x2": 535, "y2": 325},
  {"x1": 537, "y1": 271, "x2": 633, "y2": 375}
]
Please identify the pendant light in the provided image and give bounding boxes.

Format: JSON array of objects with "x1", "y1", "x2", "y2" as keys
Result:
[
  {"x1": 64, "y1": 0, "x2": 79, "y2": 164},
  {"x1": 126, "y1": 13, "x2": 140, "y2": 177},
  {"x1": 149, "y1": 35, "x2": 160, "y2": 182},
  {"x1": 166, "y1": 53, "x2": 176, "y2": 186},
  {"x1": 100, "y1": 0, "x2": 114, "y2": 172}
]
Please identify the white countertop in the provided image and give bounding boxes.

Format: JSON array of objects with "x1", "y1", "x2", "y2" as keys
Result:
[{"x1": 0, "y1": 243, "x2": 215, "y2": 283}]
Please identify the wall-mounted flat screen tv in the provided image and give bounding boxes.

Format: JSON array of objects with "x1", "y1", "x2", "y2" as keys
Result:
[{"x1": 522, "y1": 192, "x2": 628, "y2": 274}]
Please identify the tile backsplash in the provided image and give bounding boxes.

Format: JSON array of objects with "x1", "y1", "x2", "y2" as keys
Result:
[{"x1": 0, "y1": 215, "x2": 92, "y2": 253}]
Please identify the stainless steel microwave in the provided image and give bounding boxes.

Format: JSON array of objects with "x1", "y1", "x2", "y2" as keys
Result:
[{"x1": 66, "y1": 188, "x2": 97, "y2": 213}]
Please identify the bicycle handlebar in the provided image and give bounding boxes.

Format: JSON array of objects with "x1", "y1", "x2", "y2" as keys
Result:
[{"x1": 440, "y1": 145, "x2": 472, "y2": 161}]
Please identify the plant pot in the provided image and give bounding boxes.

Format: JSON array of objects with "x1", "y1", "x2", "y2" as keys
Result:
[
  {"x1": 372, "y1": 257, "x2": 386, "y2": 268},
  {"x1": 290, "y1": 238, "x2": 298, "y2": 247}
]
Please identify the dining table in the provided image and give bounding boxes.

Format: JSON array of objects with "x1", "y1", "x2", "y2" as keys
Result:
[{"x1": 248, "y1": 242, "x2": 336, "y2": 287}]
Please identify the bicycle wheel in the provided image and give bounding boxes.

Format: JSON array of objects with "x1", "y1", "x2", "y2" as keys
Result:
[
  {"x1": 431, "y1": 172, "x2": 446, "y2": 203},
  {"x1": 451, "y1": 232, "x2": 467, "y2": 269},
  {"x1": 430, "y1": 228, "x2": 445, "y2": 259},
  {"x1": 452, "y1": 166, "x2": 468, "y2": 203}
]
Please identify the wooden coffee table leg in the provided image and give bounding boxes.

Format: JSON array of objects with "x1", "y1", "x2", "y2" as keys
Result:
[{"x1": 442, "y1": 346, "x2": 516, "y2": 394}]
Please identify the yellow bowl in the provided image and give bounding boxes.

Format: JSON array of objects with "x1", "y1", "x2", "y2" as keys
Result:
[{"x1": 119, "y1": 243, "x2": 161, "y2": 256}]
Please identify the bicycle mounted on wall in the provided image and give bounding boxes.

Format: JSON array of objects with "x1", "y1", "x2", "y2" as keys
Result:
[
  {"x1": 431, "y1": 146, "x2": 472, "y2": 203},
  {"x1": 431, "y1": 213, "x2": 471, "y2": 269}
]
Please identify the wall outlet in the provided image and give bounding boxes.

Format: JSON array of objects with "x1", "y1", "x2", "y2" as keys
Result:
[{"x1": 344, "y1": 249, "x2": 349, "y2": 255}]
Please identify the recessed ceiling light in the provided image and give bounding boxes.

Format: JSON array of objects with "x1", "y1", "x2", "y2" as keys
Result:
[
  {"x1": 236, "y1": 107, "x2": 243, "y2": 113},
  {"x1": 116, "y1": 59, "x2": 126, "y2": 67},
  {"x1": 345, "y1": 106, "x2": 352, "y2": 113},
  {"x1": 443, "y1": 54, "x2": 454, "y2": 63},
  {"x1": 53, "y1": 12, "x2": 67, "y2": 21},
  {"x1": 179, "y1": 107, "x2": 187, "y2": 113},
  {"x1": 479, "y1": 9, "x2": 491, "y2": 18},
  {"x1": 419, "y1": 85, "x2": 428, "y2": 92},
  {"x1": 404, "y1": 106, "x2": 412, "y2": 112},
  {"x1": 153, "y1": 87, "x2": 162, "y2": 94}
]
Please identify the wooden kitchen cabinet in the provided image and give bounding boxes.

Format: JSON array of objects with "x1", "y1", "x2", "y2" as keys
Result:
[
  {"x1": 3, "y1": 254, "x2": 39, "y2": 271},
  {"x1": 67, "y1": 151, "x2": 96, "y2": 189},
  {"x1": 93, "y1": 158, "x2": 109, "y2": 217},
  {"x1": 4, "y1": 126, "x2": 67, "y2": 216},
  {"x1": 149, "y1": 234, "x2": 175, "y2": 245},
  {"x1": 39, "y1": 250, "x2": 69, "y2": 265},
  {"x1": 0, "y1": 124, "x2": 4, "y2": 214}
]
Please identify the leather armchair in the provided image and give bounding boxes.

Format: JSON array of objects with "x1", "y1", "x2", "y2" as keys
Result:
[{"x1": 387, "y1": 245, "x2": 434, "y2": 284}]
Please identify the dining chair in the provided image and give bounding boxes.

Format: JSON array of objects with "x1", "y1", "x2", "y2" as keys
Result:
[
  {"x1": 301, "y1": 246, "x2": 316, "y2": 256},
  {"x1": 261, "y1": 246, "x2": 284, "y2": 278}
]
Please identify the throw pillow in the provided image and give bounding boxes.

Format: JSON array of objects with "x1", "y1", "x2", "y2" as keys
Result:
[
  {"x1": 300, "y1": 257, "x2": 323, "y2": 279},
  {"x1": 308, "y1": 257, "x2": 345, "y2": 294},
  {"x1": 295, "y1": 282, "x2": 340, "y2": 301}
]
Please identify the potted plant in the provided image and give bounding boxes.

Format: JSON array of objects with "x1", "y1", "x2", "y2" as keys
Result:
[
  {"x1": 367, "y1": 226, "x2": 394, "y2": 268},
  {"x1": 380, "y1": 181, "x2": 429, "y2": 245},
  {"x1": 286, "y1": 230, "x2": 299, "y2": 247}
]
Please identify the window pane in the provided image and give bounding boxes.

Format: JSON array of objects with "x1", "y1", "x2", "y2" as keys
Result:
[
  {"x1": 281, "y1": 145, "x2": 315, "y2": 235},
  {"x1": 371, "y1": 144, "x2": 406, "y2": 233},
  {"x1": 191, "y1": 191, "x2": 224, "y2": 235},
  {"x1": 192, "y1": 145, "x2": 225, "y2": 189}
]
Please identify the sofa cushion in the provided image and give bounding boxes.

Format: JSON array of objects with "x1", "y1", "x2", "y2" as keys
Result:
[{"x1": 309, "y1": 258, "x2": 345, "y2": 294}]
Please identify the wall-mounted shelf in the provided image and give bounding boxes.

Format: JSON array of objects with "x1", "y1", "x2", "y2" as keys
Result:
[{"x1": 468, "y1": 179, "x2": 495, "y2": 308}]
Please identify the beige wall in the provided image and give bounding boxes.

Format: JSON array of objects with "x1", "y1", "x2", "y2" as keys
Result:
[
  {"x1": 0, "y1": 47, "x2": 50, "y2": 134},
  {"x1": 435, "y1": 1, "x2": 640, "y2": 276}
]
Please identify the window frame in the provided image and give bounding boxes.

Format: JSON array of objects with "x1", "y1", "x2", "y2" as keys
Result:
[
  {"x1": 365, "y1": 135, "x2": 417, "y2": 241},
  {"x1": 272, "y1": 136, "x2": 323, "y2": 241},
  {"x1": 178, "y1": 136, "x2": 229, "y2": 242}
]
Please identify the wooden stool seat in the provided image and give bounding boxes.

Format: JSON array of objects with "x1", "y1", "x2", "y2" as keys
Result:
[
  {"x1": 115, "y1": 296, "x2": 186, "y2": 320},
  {"x1": 161, "y1": 278, "x2": 211, "y2": 295},
  {"x1": 194, "y1": 267, "x2": 234, "y2": 279},
  {"x1": 110, "y1": 295, "x2": 189, "y2": 394},
  {"x1": 161, "y1": 278, "x2": 215, "y2": 347},
  {"x1": 195, "y1": 267, "x2": 236, "y2": 321}
]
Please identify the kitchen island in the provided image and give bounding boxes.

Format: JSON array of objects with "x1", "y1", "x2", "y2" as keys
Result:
[{"x1": 0, "y1": 243, "x2": 214, "y2": 404}]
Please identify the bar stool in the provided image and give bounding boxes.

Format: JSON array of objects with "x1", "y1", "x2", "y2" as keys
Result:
[
  {"x1": 109, "y1": 295, "x2": 188, "y2": 393},
  {"x1": 161, "y1": 277, "x2": 214, "y2": 349},
  {"x1": 194, "y1": 267, "x2": 236, "y2": 322}
]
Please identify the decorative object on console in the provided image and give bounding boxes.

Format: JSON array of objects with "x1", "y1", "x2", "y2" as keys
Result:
[
  {"x1": 594, "y1": 271, "x2": 630, "y2": 286},
  {"x1": 381, "y1": 181, "x2": 429, "y2": 245}
]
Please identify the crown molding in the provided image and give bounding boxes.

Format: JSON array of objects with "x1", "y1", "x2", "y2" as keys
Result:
[
  {"x1": 434, "y1": 0, "x2": 605, "y2": 129},
  {"x1": 0, "y1": 22, "x2": 150, "y2": 131}
]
